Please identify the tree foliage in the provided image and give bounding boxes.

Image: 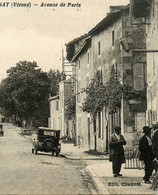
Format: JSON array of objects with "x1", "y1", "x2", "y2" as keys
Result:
[
  {"x1": 65, "y1": 95, "x2": 76, "y2": 120},
  {"x1": 48, "y1": 69, "x2": 66, "y2": 96},
  {"x1": 82, "y1": 68, "x2": 123, "y2": 116},
  {"x1": 0, "y1": 61, "x2": 64, "y2": 127}
]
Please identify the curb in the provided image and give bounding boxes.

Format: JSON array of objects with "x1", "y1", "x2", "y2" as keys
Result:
[
  {"x1": 59, "y1": 153, "x2": 109, "y2": 160},
  {"x1": 86, "y1": 166, "x2": 110, "y2": 195}
]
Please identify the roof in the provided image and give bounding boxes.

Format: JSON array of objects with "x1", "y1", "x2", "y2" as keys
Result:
[
  {"x1": 60, "y1": 78, "x2": 71, "y2": 84},
  {"x1": 66, "y1": 5, "x2": 129, "y2": 47},
  {"x1": 66, "y1": 4, "x2": 129, "y2": 62},
  {"x1": 71, "y1": 36, "x2": 91, "y2": 62},
  {"x1": 88, "y1": 5, "x2": 129, "y2": 35},
  {"x1": 38, "y1": 127, "x2": 60, "y2": 131},
  {"x1": 65, "y1": 33, "x2": 89, "y2": 46},
  {"x1": 48, "y1": 95, "x2": 59, "y2": 101}
]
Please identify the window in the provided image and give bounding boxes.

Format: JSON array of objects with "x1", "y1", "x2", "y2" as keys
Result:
[
  {"x1": 98, "y1": 69, "x2": 103, "y2": 83},
  {"x1": 77, "y1": 81, "x2": 81, "y2": 102},
  {"x1": 98, "y1": 41, "x2": 101, "y2": 55},
  {"x1": 87, "y1": 52, "x2": 90, "y2": 64},
  {"x1": 56, "y1": 100, "x2": 59, "y2": 111},
  {"x1": 153, "y1": 3, "x2": 155, "y2": 19},
  {"x1": 111, "y1": 64, "x2": 117, "y2": 78},
  {"x1": 44, "y1": 131, "x2": 55, "y2": 136},
  {"x1": 112, "y1": 30, "x2": 115, "y2": 46},
  {"x1": 78, "y1": 59, "x2": 80, "y2": 69},
  {"x1": 133, "y1": 63, "x2": 145, "y2": 91}
]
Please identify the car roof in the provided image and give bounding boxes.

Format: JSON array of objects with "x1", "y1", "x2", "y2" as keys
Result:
[{"x1": 38, "y1": 127, "x2": 60, "y2": 132}]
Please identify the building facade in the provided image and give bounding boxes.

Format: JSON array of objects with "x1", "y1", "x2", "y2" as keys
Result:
[
  {"x1": 49, "y1": 79, "x2": 75, "y2": 139},
  {"x1": 130, "y1": 0, "x2": 158, "y2": 127},
  {"x1": 66, "y1": 5, "x2": 147, "y2": 151},
  {"x1": 59, "y1": 79, "x2": 74, "y2": 138},
  {"x1": 48, "y1": 95, "x2": 60, "y2": 129}
]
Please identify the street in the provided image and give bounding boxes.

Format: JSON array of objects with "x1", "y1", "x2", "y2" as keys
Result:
[{"x1": 0, "y1": 123, "x2": 97, "y2": 194}]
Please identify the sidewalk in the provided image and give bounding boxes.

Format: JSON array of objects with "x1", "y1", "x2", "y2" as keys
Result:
[
  {"x1": 60, "y1": 142, "x2": 108, "y2": 160},
  {"x1": 61, "y1": 142, "x2": 158, "y2": 195}
]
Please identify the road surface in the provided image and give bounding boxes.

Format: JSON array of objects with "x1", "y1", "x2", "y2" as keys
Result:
[{"x1": 0, "y1": 123, "x2": 97, "y2": 194}]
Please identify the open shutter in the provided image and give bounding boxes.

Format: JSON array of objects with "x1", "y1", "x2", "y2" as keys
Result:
[{"x1": 133, "y1": 63, "x2": 144, "y2": 91}]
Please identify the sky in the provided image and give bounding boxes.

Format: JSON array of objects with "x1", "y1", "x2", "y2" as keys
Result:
[{"x1": 0, "y1": 0, "x2": 129, "y2": 81}]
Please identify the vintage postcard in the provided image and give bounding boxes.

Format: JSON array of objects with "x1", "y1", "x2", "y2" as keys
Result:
[{"x1": 0, "y1": 0, "x2": 158, "y2": 194}]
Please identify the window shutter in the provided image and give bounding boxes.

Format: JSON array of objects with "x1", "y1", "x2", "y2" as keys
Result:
[{"x1": 133, "y1": 63, "x2": 144, "y2": 91}]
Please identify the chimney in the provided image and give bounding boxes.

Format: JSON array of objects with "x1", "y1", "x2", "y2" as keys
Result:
[{"x1": 109, "y1": 6, "x2": 125, "y2": 13}]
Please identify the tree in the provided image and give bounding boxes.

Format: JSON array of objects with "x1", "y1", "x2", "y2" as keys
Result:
[
  {"x1": 0, "y1": 61, "x2": 51, "y2": 127},
  {"x1": 65, "y1": 95, "x2": 76, "y2": 120},
  {"x1": 82, "y1": 68, "x2": 123, "y2": 115},
  {"x1": 48, "y1": 69, "x2": 66, "y2": 96}
]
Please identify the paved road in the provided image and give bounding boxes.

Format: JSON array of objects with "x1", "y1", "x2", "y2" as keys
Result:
[{"x1": 0, "y1": 123, "x2": 97, "y2": 194}]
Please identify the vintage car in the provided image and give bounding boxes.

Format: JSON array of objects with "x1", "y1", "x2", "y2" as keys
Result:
[
  {"x1": 0, "y1": 124, "x2": 4, "y2": 136},
  {"x1": 32, "y1": 127, "x2": 61, "y2": 156}
]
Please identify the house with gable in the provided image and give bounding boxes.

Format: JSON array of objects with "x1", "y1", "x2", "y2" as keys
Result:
[
  {"x1": 66, "y1": 35, "x2": 93, "y2": 148},
  {"x1": 66, "y1": 4, "x2": 147, "y2": 152}
]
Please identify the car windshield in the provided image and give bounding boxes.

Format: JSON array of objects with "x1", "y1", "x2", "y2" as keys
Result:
[{"x1": 43, "y1": 131, "x2": 55, "y2": 136}]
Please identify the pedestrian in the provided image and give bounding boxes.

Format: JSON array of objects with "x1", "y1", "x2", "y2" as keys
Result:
[
  {"x1": 22, "y1": 120, "x2": 26, "y2": 128},
  {"x1": 139, "y1": 126, "x2": 153, "y2": 184},
  {"x1": 109, "y1": 126, "x2": 126, "y2": 177},
  {"x1": 152, "y1": 121, "x2": 158, "y2": 173}
]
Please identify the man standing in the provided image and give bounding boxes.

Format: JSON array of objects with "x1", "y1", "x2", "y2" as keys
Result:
[
  {"x1": 152, "y1": 122, "x2": 158, "y2": 172},
  {"x1": 109, "y1": 126, "x2": 126, "y2": 177},
  {"x1": 139, "y1": 126, "x2": 153, "y2": 184}
]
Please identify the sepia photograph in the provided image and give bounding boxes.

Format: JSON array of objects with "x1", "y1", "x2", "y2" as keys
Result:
[{"x1": 0, "y1": 0, "x2": 158, "y2": 194}]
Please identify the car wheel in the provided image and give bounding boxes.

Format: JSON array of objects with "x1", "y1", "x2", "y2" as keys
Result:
[
  {"x1": 43, "y1": 139, "x2": 55, "y2": 150},
  {"x1": 56, "y1": 152, "x2": 59, "y2": 157},
  {"x1": 32, "y1": 148, "x2": 34, "y2": 153}
]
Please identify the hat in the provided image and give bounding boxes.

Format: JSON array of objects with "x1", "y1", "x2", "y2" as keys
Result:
[
  {"x1": 152, "y1": 121, "x2": 158, "y2": 128},
  {"x1": 143, "y1": 126, "x2": 152, "y2": 133}
]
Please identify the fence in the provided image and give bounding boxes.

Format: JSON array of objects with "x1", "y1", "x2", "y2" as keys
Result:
[{"x1": 124, "y1": 148, "x2": 144, "y2": 169}]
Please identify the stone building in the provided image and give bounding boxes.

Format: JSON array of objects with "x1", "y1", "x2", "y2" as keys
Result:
[
  {"x1": 48, "y1": 95, "x2": 60, "y2": 129},
  {"x1": 49, "y1": 79, "x2": 75, "y2": 139},
  {"x1": 59, "y1": 79, "x2": 74, "y2": 138},
  {"x1": 130, "y1": 0, "x2": 158, "y2": 127},
  {"x1": 66, "y1": 4, "x2": 147, "y2": 151}
]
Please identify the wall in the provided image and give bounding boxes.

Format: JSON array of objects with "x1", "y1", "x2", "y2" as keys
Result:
[
  {"x1": 59, "y1": 80, "x2": 73, "y2": 137},
  {"x1": 74, "y1": 42, "x2": 93, "y2": 149},
  {"x1": 49, "y1": 97, "x2": 60, "y2": 130},
  {"x1": 91, "y1": 14, "x2": 123, "y2": 152},
  {"x1": 121, "y1": 8, "x2": 147, "y2": 147},
  {"x1": 146, "y1": 0, "x2": 158, "y2": 127},
  {"x1": 67, "y1": 6, "x2": 147, "y2": 151}
]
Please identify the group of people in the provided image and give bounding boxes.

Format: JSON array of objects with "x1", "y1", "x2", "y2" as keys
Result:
[
  {"x1": 139, "y1": 123, "x2": 158, "y2": 183},
  {"x1": 109, "y1": 123, "x2": 158, "y2": 184}
]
